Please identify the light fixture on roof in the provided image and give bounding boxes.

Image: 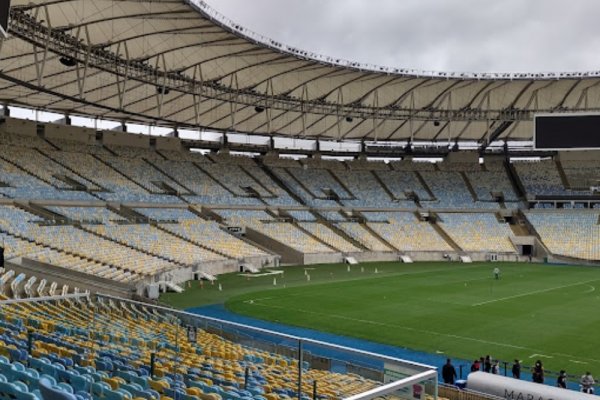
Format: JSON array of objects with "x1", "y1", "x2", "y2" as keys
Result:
[
  {"x1": 254, "y1": 106, "x2": 265, "y2": 113},
  {"x1": 156, "y1": 87, "x2": 170, "y2": 95},
  {"x1": 59, "y1": 56, "x2": 77, "y2": 67},
  {"x1": 345, "y1": 116, "x2": 353, "y2": 123},
  {"x1": 433, "y1": 120, "x2": 440, "y2": 127}
]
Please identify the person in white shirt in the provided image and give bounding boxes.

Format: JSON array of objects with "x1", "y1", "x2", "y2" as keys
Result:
[
  {"x1": 493, "y1": 267, "x2": 500, "y2": 280},
  {"x1": 581, "y1": 372, "x2": 595, "y2": 394}
]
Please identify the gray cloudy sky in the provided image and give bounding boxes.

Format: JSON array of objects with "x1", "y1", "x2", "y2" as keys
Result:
[{"x1": 207, "y1": 0, "x2": 600, "y2": 73}]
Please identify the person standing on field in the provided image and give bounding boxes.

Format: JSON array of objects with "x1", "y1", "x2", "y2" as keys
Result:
[{"x1": 493, "y1": 267, "x2": 500, "y2": 280}]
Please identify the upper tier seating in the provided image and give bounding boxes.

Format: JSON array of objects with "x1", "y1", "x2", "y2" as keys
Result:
[
  {"x1": 560, "y1": 160, "x2": 600, "y2": 190},
  {"x1": 420, "y1": 171, "x2": 496, "y2": 209},
  {"x1": 437, "y1": 213, "x2": 516, "y2": 253},
  {"x1": 513, "y1": 160, "x2": 574, "y2": 197}
]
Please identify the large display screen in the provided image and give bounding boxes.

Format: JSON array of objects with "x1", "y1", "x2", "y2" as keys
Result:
[
  {"x1": 535, "y1": 114, "x2": 600, "y2": 150},
  {"x1": 0, "y1": 1, "x2": 9, "y2": 38}
]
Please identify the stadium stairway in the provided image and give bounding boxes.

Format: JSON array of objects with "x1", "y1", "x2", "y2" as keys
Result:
[
  {"x1": 459, "y1": 172, "x2": 479, "y2": 201},
  {"x1": 281, "y1": 167, "x2": 319, "y2": 199},
  {"x1": 90, "y1": 154, "x2": 151, "y2": 194},
  {"x1": 358, "y1": 221, "x2": 399, "y2": 252},
  {"x1": 555, "y1": 160, "x2": 572, "y2": 190},
  {"x1": 143, "y1": 158, "x2": 196, "y2": 196},
  {"x1": 292, "y1": 222, "x2": 343, "y2": 253},
  {"x1": 257, "y1": 163, "x2": 307, "y2": 206},
  {"x1": 505, "y1": 161, "x2": 527, "y2": 200},
  {"x1": 413, "y1": 171, "x2": 437, "y2": 200},
  {"x1": 192, "y1": 162, "x2": 241, "y2": 198},
  {"x1": 0, "y1": 153, "x2": 58, "y2": 190},
  {"x1": 427, "y1": 213, "x2": 463, "y2": 252},
  {"x1": 369, "y1": 170, "x2": 399, "y2": 201},
  {"x1": 328, "y1": 170, "x2": 357, "y2": 200},
  {"x1": 312, "y1": 212, "x2": 369, "y2": 252},
  {"x1": 77, "y1": 225, "x2": 190, "y2": 268},
  {"x1": 34, "y1": 149, "x2": 109, "y2": 193}
]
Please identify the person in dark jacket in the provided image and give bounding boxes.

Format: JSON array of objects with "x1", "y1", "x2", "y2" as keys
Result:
[
  {"x1": 512, "y1": 359, "x2": 521, "y2": 379},
  {"x1": 442, "y1": 358, "x2": 457, "y2": 384},
  {"x1": 470, "y1": 359, "x2": 480, "y2": 372},
  {"x1": 532, "y1": 360, "x2": 544, "y2": 384},
  {"x1": 484, "y1": 355, "x2": 492, "y2": 373},
  {"x1": 557, "y1": 370, "x2": 567, "y2": 388}
]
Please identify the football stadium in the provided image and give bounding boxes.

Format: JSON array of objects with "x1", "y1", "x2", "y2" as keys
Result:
[{"x1": 0, "y1": 1, "x2": 599, "y2": 399}]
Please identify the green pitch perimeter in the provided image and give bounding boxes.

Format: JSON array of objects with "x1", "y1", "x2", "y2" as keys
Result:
[{"x1": 161, "y1": 262, "x2": 600, "y2": 374}]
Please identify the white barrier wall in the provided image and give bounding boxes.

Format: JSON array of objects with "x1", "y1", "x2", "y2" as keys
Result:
[{"x1": 467, "y1": 371, "x2": 596, "y2": 400}]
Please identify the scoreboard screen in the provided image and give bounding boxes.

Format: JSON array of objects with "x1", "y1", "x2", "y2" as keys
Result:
[
  {"x1": 534, "y1": 114, "x2": 600, "y2": 150},
  {"x1": 0, "y1": 1, "x2": 9, "y2": 38}
]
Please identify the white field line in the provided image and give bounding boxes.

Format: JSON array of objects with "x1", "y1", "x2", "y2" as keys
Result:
[
  {"x1": 472, "y1": 278, "x2": 600, "y2": 307},
  {"x1": 246, "y1": 298, "x2": 600, "y2": 364}
]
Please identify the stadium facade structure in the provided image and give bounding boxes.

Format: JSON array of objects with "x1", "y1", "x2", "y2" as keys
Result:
[{"x1": 0, "y1": 1, "x2": 598, "y2": 299}]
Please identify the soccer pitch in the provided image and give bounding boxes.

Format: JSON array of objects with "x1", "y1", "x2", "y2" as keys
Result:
[{"x1": 161, "y1": 262, "x2": 600, "y2": 375}]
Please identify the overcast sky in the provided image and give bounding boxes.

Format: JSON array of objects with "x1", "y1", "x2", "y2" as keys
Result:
[{"x1": 207, "y1": 0, "x2": 600, "y2": 74}]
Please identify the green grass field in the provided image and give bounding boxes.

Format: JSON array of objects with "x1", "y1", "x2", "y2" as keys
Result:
[{"x1": 161, "y1": 261, "x2": 600, "y2": 375}]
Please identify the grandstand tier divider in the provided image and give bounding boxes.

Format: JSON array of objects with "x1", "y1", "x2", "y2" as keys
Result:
[
  {"x1": 152, "y1": 223, "x2": 234, "y2": 260},
  {"x1": 312, "y1": 212, "x2": 370, "y2": 251},
  {"x1": 460, "y1": 171, "x2": 479, "y2": 201},
  {"x1": 555, "y1": 160, "x2": 572, "y2": 189},
  {"x1": 358, "y1": 221, "x2": 401, "y2": 252},
  {"x1": 413, "y1": 171, "x2": 437, "y2": 200},
  {"x1": 428, "y1": 213, "x2": 464, "y2": 252},
  {"x1": 35, "y1": 148, "x2": 110, "y2": 192},
  {"x1": 259, "y1": 163, "x2": 307, "y2": 205},
  {"x1": 90, "y1": 154, "x2": 152, "y2": 193},
  {"x1": 369, "y1": 170, "x2": 399, "y2": 201},
  {"x1": 76, "y1": 225, "x2": 190, "y2": 268},
  {"x1": 106, "y1": 204, "x2": 149, "y2": 222},
  {"x1": 142, "y1": 158, "x2": 196, "y2": 195},
  {"x1": 14, "y1": 201, "x2": 67, "y2": 222}
]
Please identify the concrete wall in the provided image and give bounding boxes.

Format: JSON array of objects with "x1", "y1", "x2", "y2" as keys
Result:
[
  {"x1": 156, "y1": 136, "x2": 183, "y2": 151},
  {"x1": 445, "y1": 151, "x2": 479, "y2": 163},
  {"x1": 102, "y1": 131, "x2": 150, "y2": 148},
  {"x1": 44, "y1": 124, "x2": 96, "y2": 145},
  {"x1": 2, "y1": 117, "x2": 37, "y2": 136},
  {"x1": 302, "y1": 252, "x2": 343, "y2": 265}
]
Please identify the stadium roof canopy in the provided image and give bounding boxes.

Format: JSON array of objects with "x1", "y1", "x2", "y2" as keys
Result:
[{"x1": 2, "y1": 0, "x2": 600, "y2": 144}]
